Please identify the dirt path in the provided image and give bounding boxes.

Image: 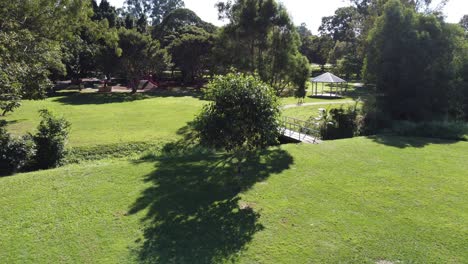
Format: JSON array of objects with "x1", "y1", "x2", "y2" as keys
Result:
[{"x1": 282, "y1": 100, "x2": 356, "y2": 109}]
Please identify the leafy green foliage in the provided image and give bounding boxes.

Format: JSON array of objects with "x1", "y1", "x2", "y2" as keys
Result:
[
  {"x1": 301, "y1": 35, "x2": 334, "y2": 70},
  {"x1": 168, "y1": 30, "x2": 215, "y2": 82},
  {"x1": 363, "y1": 0, "x2": 462, "y2": 122},
  {"x1": 152, "y1": 8, "x2": 217, "y2": 47},
  {"x1": 92, "y1": 0, "x2": 120, "y2": 28},
  {"x1": 319, "y1": 6, "x2": 359, "y2": 42},
  {"x1": 125, "y1": 0, "x2": 185, "y2": 25},
  {"x1": 61, "y1": 3, "x2": 121, "y2": 83},
  {"x1": 312, "y1": 105, "x2": 359, "y2": 140},
  {"x1": 0, "y1": 72, "x2": 21, "y2": 116},
  {"x1": 0, "y1": 124, "x2": 35, "y2": 176},
  {"x1": 216, "y1": 0, "x2": 310, "y2": 94},
  {"x1": 194, "y1": 73, "x2": 281, "y2": 156},
  {"x1": 32, "y1": 110, "x2": 71, "y2": 169},
  {"x1": 460, "y1": 15, "x2": 468, "y2": 32},
  {"x1": 0, "y1": 0, "x2": 94, "y2": 114},
  {"x1": 449, "y1": 27, "x2": 468, "y2": 121},
  {"x1": 117, "y1": 29, "x2": 170, "y2": 92}
]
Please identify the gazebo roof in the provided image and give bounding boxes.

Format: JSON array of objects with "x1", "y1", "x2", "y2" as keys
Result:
[{"x1": 311, "y1": 72, "x2": 346, "y2": 83}]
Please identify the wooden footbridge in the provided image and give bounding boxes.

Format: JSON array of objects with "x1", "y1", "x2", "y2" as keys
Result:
[{"x1": 280, "y1": 116, "x2": 321, "y2": 144}]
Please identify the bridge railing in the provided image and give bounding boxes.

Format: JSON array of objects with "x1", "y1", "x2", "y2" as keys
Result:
[{"x1": 280, "y1": 116, "x2": 321, "y2": 141}]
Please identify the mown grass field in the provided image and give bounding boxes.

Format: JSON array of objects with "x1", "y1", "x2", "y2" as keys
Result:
[
  {"x1": 1, "y1": 137, "x2": 467, "y2": 263},
  {"x1": 2, "y1": 89, "x2": 359, "y2": 147},
  {"x1": 2, "y1": 92, "x2": 205, "y2": 147},
  {"x1": 1, "y1": 90, "x2": 467, "y2": 263},
  {"x1": 282, "y1": 102, "x2": 359, "y2": 120}
]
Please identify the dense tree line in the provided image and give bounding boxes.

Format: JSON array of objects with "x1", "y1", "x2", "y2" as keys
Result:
[{"x1": 1, "y1": 0, "x2": 467, "y2": 124}]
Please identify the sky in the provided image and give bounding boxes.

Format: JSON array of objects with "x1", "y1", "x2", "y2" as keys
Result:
[{"x1": 106, "y1": 0, "x2": 466, "y2": 33}]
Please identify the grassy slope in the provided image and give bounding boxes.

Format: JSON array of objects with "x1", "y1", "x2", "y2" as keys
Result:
[
  {"x1": 2, "y1": 93, "x2": 205, "y2": 147},
  {"x1": 1, "y1": 137, "x2": 467, "y2": 263}
]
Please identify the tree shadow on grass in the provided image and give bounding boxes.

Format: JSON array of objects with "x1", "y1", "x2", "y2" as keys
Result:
[
  {"x1": 128, "y1": 142, "x2": 293, "y2": 263},
  {"x1": 0, "y1": 119, "x2": 26, "y2": 126},
  {"x1": 342, "y1": 84, "x2": 373, "y2": 100},
  {"x1": 369, "y1": 135, "x2": 460, "y2": 148},
  {"x1": 51, "y1": 90, "x2": 203, "y2": 105}
]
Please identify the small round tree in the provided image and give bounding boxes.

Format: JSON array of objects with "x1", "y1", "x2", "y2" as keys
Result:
[{"x1": 194, "y1": 73, "x2": 281, "y2": 172}]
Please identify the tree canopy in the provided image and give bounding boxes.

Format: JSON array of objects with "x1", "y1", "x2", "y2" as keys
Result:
[
  {"x1": 124, "y1": 0, "x2": 185, "y2": 25},
  {"x1": 117, "y1": 29, "x2": 170, "y2": 93},
  {"x1": 215, "y1": 0, "x2": 311, "y2": 95},
  {"x1": 194, "y1": 73, "x2": 281, "y2": 169},
  {"x1": 363, "y1": 0, "x2": 463, "y2": 121},
  {"x1": 0, "y1": 0, "x2": 95, "y2": 114}
]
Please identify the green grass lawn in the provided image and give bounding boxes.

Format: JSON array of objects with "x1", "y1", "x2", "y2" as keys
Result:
[
  {"x1": 1, "y1": 92, "x2": 205, "y2": 147},
  {"x1": 1, "y1": 90, "x2": 358, "y2": 147},
  {"x1": 1, "y1": 136, "x2": 467, "y2": 263},
  {"x1": 282, "y1": 102, "x2": 359, "y2": 120},
  {"x1": 280, "y1": 82, "x2": 367, "y2": 106}
]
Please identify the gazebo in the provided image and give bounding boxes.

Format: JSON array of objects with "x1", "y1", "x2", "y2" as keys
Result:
[{"x1": 311, "y1": 72, "x2": 347, "y2": 97}]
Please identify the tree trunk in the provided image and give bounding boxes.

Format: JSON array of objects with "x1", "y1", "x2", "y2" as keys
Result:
[{"x1": 131, "y1": 78, "x2": 138, "y2": 94}]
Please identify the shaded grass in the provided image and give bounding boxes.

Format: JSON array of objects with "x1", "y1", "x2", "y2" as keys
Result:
[
  {"x1": 129, "y1": 148, "x2": 293, "y2": 263},
  {"x1": 1, "y1": 136, "x2": 467, "y2": 263},
  {"x1": 65, "y1": 141, "x2": 169, "y2": 164},
  {"x1": 389, "y1": 121, "x2": 468, "y2": 141}
]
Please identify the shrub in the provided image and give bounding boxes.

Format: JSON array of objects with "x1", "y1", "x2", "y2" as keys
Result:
[
  {"x1": 32, "y1": 109, "x2": 71, "y2": 169},
  {"x1": 0, "y1": 125, "x2": 35, "y2": 176},
  {"x1": 193, "y1": 73, "x2": 280, "y2": 172},
  {"x1": 317, "y1": 105, "x2": 358, "y2": 140}
]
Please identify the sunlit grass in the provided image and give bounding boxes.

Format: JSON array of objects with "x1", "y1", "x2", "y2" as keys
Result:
[{"x1": 1, "y1": 137, "x2": 467, "y2": 263}]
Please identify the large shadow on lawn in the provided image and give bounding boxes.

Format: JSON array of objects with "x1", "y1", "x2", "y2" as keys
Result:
[
  {"x1": 52, "y1": 90, "x2": 203, "y2": 105},
  {"x1": 369, "y1": 135, "x2": 461, "y2": 148},
  {"x1": 128, "y1": 140, "x2": 293, "y2": 263}
]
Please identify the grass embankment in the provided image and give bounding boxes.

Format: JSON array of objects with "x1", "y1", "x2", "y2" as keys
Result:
[{"x1": 1, "y1": 136, "x2": 467, "y2": 263}]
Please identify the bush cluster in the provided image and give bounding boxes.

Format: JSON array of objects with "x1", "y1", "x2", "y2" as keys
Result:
[
  {"x1": 32, "y1": 109, "x2": 71, "y2": 169},
  {"x1": 0, "y1": 123, "x2": 35, "y2": 176},
  {"x1": 0, "y1": 110, "x2": 70, "y2": 176},
  {"x1": 316, "y1": 105, "x2": 359, "y2": 140}
]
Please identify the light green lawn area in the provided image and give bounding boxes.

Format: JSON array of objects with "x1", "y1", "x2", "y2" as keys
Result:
[
  {"x1": 282, "y1": 102, "x2": 360, "y2": 120},
  {"x1": 1, "y1": 90, "x2": 360, "y2": 147},
  {"x1": 1, "y1": 136, "x2": 467, "y2": 263},
  {"x1": 1, "y1": 92, "x2": 205, "y2": 147}
]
